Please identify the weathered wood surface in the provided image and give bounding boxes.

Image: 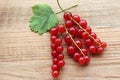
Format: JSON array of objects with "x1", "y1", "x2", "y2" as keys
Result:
[{"x1": 0, "y1": 0, "x2": 120, "y2": 80}]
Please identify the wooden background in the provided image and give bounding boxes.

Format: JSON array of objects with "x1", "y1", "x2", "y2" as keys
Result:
[{"x1": 0, "y1": 0, "x2": 120, "y2": 80}]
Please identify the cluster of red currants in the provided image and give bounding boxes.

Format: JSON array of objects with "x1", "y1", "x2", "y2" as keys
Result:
[
  {"x1": 50, "y1": 24, "x2": 65, "y2": 78},
  {"x1": 50, "y1": 12, "x2": 107, "y2": 78}
]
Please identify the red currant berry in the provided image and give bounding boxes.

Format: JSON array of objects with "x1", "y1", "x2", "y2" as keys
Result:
[
  {"x1": 85, "y1": 38, "x2": 92, "y2": 47},
  {"x1": 97, "y1": 47, "x2": 104, "y2": 54},
  {"x1": 89, "y1": 45, "x2": 97, "y2": 54},
  {"x1": 64, "y1": 35, "x2": 72, "y2": 44},
  {"x1": 50, "y1": 28, "x2": 58, "y2": 36},
  {"x1": 73, "y1": 52, "x2": 81, "y2": 61},
  {"x1": 93, "y1": 38, "x2": 101, "y2": 46},
  {"x1": 51, "y1": 43, "x2": 57, "y2": 50},
  {"x1": 51, "y1": 50, "x2": 58, "y2": 58},
  {"x1": 79, "y1": 57, "x2": 85, "y2": 65},
  {"x1": 101, "y1": 41, "x2": 107, "y2": 48},
  {"x1": 81, "y1": 49, "x2": 88, "y2": 55},
  {"x1": 96, "y1": 38, "x2": 101, "y2": 43},
  {"x1": 53, "y1": 58, "x2": 58, "y2": 64},
  {"x1": 77, "y1": 29, "x2": 84, "y2": 37},
  {"x1": 67, "y1": 46, "x2": 75, "y2": 56},
  {"x1": 57, "y1": 54, "x2": 64, "y2": 60},
  {"x1": 82, "y1": 32, "x2": 89, "y2": 39},
  {"x1": 86, "y1": 26, "x2": 92, "y2": 34},
  {"x1": 51, "y1": 64, "x2": 59, "y2": 71},
  {"x1": 56, "y1": 46, "x2": 63, "y2": 53},
  {"x1": 57, "y1": 24, "x2": 65, "y2": 33},
  {"x1": 58, "y1": 60, "x2": 65, "y2": 67},
  {"x1": 64, "y1": 12, "x2": 72, "y2": 21},
  {"x1": 50, "y1": 36, "x2": 57, "y2": 43},
  {"x1": 65, "y1": 20, "x2": 73, "y2": 28},
  {"x1": 52, "y1": 70, "x2": 59, "y2": 78},
  {"x1": 75, "y1": 40, "x2": 82, "y2": 48},
  {"x1": 55, "y1": 38, "x2": 62, "y2": 46},
  {"x1": 84, "y1": 56, "x2": 90, "y2": 64},
  {"x1": 68, "y1": 27, "x2": 76, "y2": 35},
  {"x1": 79, "y1": 20, "x2": 87, "y2": 29},
  {"x1": 91, "y1": 32, "x2": 97, "y2": 39},
  {"x1": 72, "y1": 15, "x2": 80, "y2": 23}
]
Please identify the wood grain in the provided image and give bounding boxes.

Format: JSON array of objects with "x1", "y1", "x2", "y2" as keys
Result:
[{"x1": 0, "y1": 0, "x2": 120, "y2": 80}]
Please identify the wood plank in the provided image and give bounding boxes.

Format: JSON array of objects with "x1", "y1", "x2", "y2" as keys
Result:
[{"x1": 0, "y1": 0, "x2": 120, "y2": 80}]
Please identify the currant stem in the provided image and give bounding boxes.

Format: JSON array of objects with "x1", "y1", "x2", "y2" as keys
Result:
[
  {"x1": 69, "y1": 15, "x2": 102, "y2": 47},
  {"x1": 57, "y1": 0, "x2": 65, "y2": 12},
  {"x1": 55, "y1": 4, "x2": 78, "y2": 14},
  {"x1": 64, "y1": 25, "x2": 85, "y2": 57}
]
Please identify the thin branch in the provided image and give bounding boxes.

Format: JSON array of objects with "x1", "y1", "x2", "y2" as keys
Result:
[{"x1": 56, "y1": 5, "x2": 78, "y2": 14}]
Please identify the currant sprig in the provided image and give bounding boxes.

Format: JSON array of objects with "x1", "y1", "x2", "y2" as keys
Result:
[
  {"x1": 64, "y1": 25, "x2": 85, "y2": 57},
  {"x1": 50, "y1": 10, "x2": 107, "y2": 79},
  {"x1": 63, "y1": 12, "x2": 91, "y2": 65},
  {"x1": 69, "y1": 15, "x2": 102, "y2": 47},
  {"x1": 64, "y1": 12, "x2": 107, "y2": 55},
  {"x1": 50, "y1": 26, "x2": 65, "y2": 78},
  {"x1": 64, "y1": 24, "x2": 91, "y2": 65},
  {"x1": 30, "y1": 0, "x2": 108, "y2": 78},
  {"x1": 50, "y1": 0, "x2": 107, "y2": 78}
]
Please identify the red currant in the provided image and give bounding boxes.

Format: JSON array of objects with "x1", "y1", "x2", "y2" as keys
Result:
[
  {"x1": 55, "y1": 38, "x2": 62, "y2": 46},
  {"x1": 51, "y1": 43, "x2": 57, "y2": 50},
  {"x1": 84, "y1": 56, "x2": 90, "y2": 64},
  {"x1": 82, "y1": 32, "x2": 89, "y2": 39},
  {"x1": 53, "y1": 58, "x2": 58, "y2": 64},
  {"x1": 85, "y1": 38, "x2": 92, "y2": 47},
  {"x1": 73, "y1": 52, "x2": 81, "y2": 61},
  {"x1": 75, "y1": 40, "x2": 82, "y2": 48},
  {"x1": 79, "y1": 20, "x2": 87, "y2": 29},
  {"x1": 91, "y1": 32, "x2": 97, "y2": 39},
  {"x1": 51, "y1": 50, "x2": 58, "y2": 58},
  {"x1": 101, "y1": 41, "x2": 107, "y2": 48},
  {"x1": 72, "y1": 15, "x2": 80, "y2": 23},
  {"x1": 65, "y1": 20, "x2": 73, "y2": 28},
  {"x1": 97, "y1": 47, "x2": 104, "y2": 54},
  {"x1": 57, "y1": 54, "x2": 64, "y2": 60},
  {"x1": 58, "y1": 60, "x2": 65, "y2": 67},
  {"x1": 57, "y1": 24, "x2": 65, "y2": 33},
  {"x1": 64, "y1": 12, "x2": 72, "y2": 21},
  {"x1": 51, "y1": 64, "x2": 59, "y2": 71},
  {"x1": 52, "y1": 70, "x2": 59, "y2": 78},
  {"x1": 50, "y1": 28, "x2": 58, "y2": 36},
  {"x1": 86, "y1": 26, "x2": 92, "y2": 34},
  {"x1": 64, "y1": 35, "x2": 72, "y2": 44},
  {"x1": 67, "y1": 46, "x2": 76, "y2": 56},
  {"x1": 89, "y1": 45, "x2": 97, "y2": 54},
  {"x1": 50, "y1": 36, "x2": 57, "y2": 43},
  {"x1": 56, "y1": 46, "x2": 63, "y2": 53},
  {"x1": 81, "y1": 49, "x2": 88, "y2": 55},
  {"x1": 93, "y1": 38, "x2": 101, "y2": 46},
  {"x1": 95, "y1": 38, "x2": 101, "y2": 43},
  {"x1": 79, "y1": 57, "x2": 85, "y2": 65},
  {"x1": 68, "y1": 27, "x2": 76, "y2": 35},
  {"x1": 77, "y1": 29, "x2": 84, "y2": 37}
]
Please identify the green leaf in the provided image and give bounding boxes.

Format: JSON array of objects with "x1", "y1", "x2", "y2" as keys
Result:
[{"x1": 29, "y1": 4, "x2": 59, "y2": 34}]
